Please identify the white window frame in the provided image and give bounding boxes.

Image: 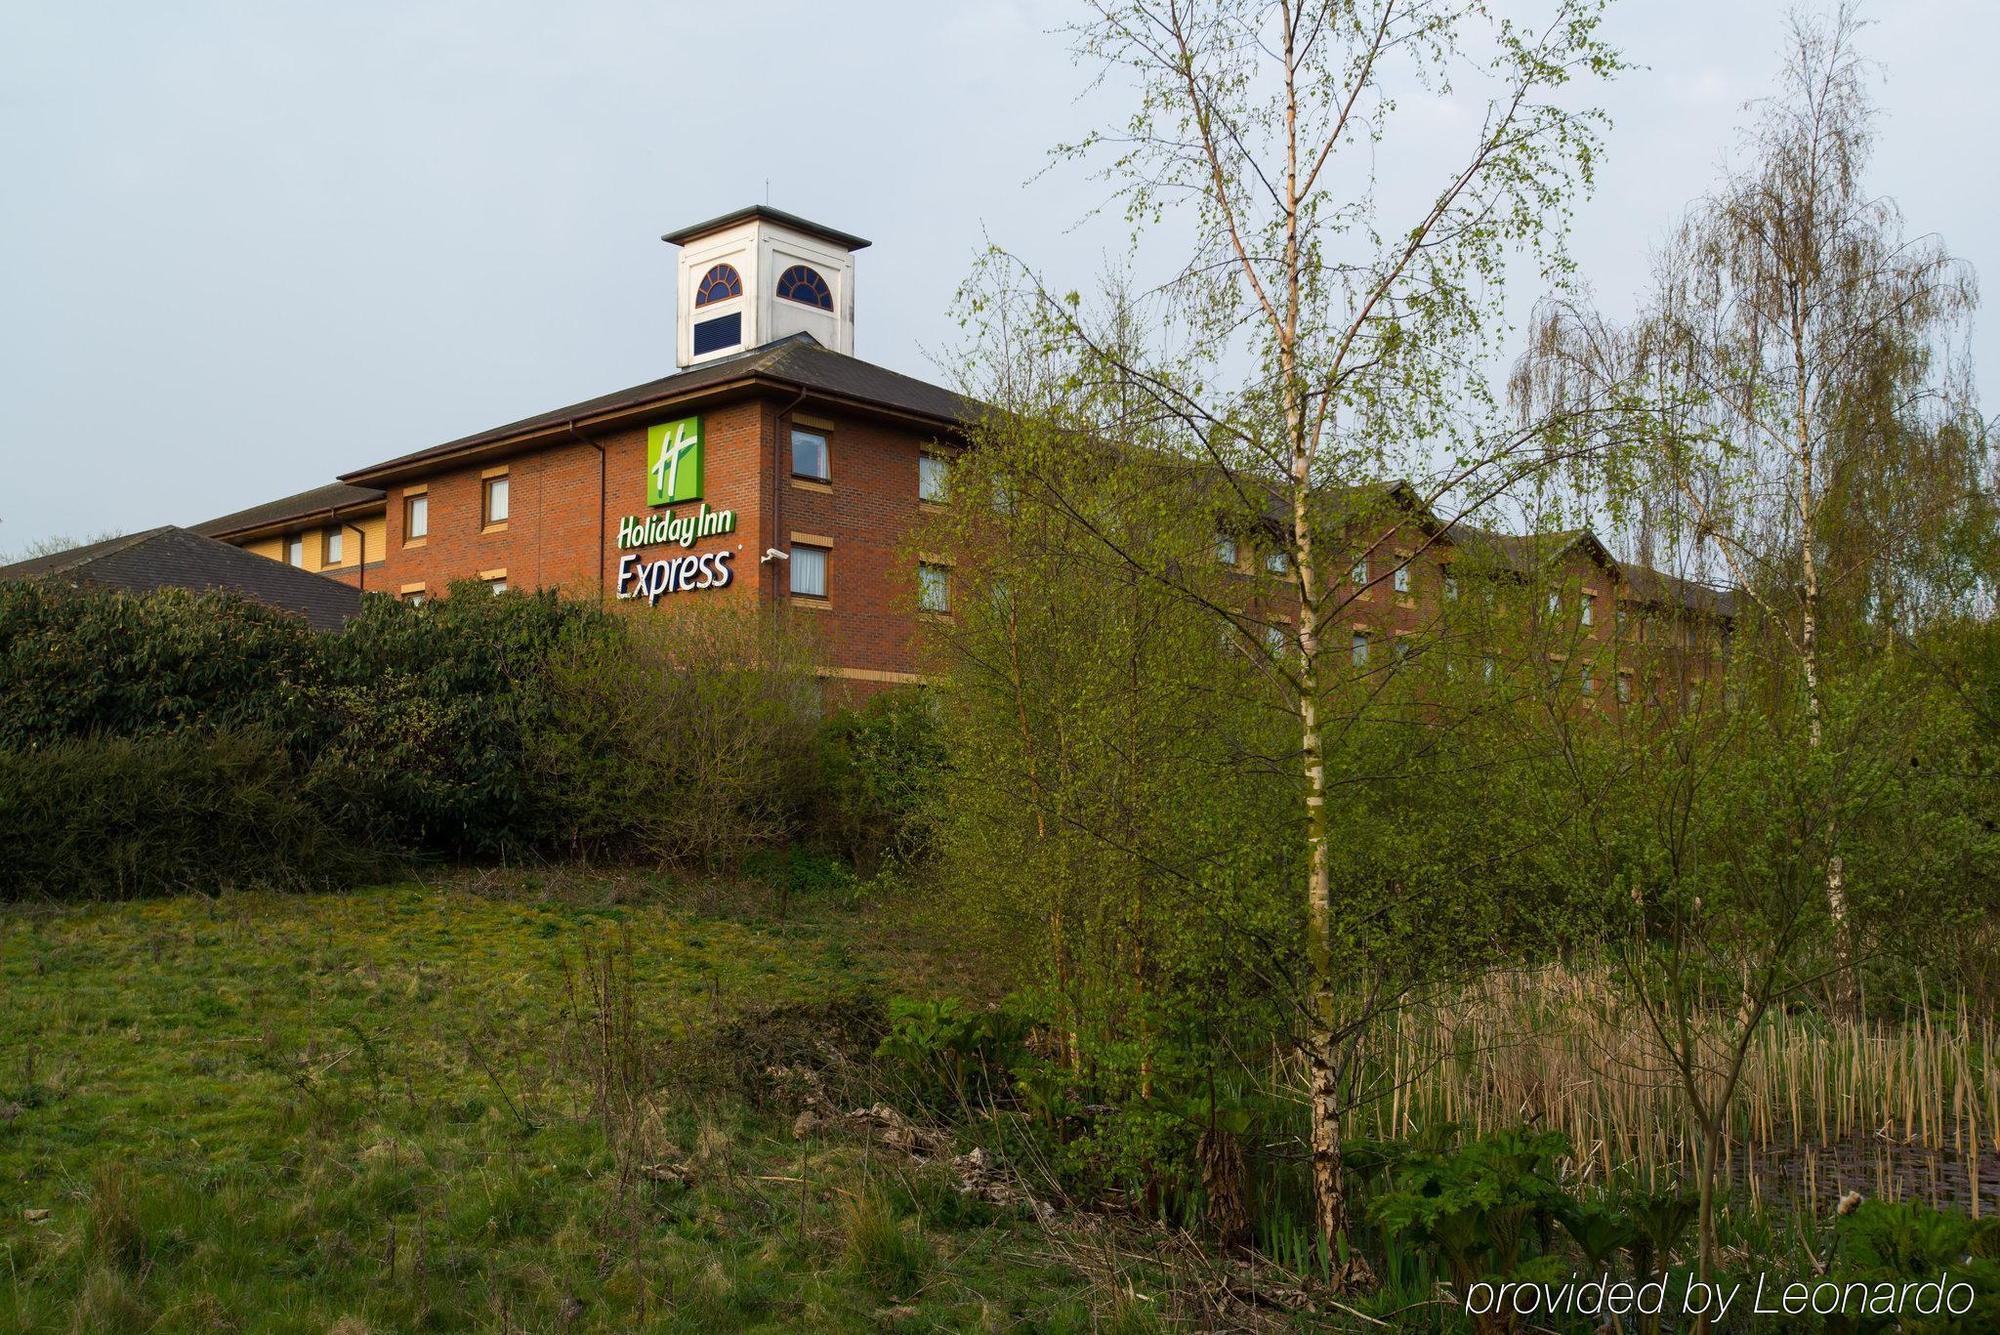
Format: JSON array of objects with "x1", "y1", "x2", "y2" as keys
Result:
[
  {"x1": 1581, "y1": 593, "x2": 1595, "y2": 626},
  {"x1": 1351, "y1": 557, "x2": 1368, "y2": 586},
  {"x1": 1393, "y1": 564, "x2": 1411, "y2": 594},
  {"x1": 285, "y1": 534, "x2": 304, "y2": 567}
]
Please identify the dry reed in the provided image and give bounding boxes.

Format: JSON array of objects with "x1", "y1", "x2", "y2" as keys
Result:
[{"x1": 1342, "y1": 967, "x2": 1998, "y2": 1216}]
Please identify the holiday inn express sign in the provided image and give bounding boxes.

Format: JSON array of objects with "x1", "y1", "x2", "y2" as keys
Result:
[{"x1": 615, "y1": 414, "x2": 739, "y2": 604}]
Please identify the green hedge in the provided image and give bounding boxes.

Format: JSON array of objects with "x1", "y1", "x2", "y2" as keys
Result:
[
  {"x1": 0, "y1": 731, "x2": 378, "y2": 899},
  {"x1": 0, "y1": 579, "x2": 946, "y2": 899}
]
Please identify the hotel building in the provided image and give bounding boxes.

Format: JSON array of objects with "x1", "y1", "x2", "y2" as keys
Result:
[{"x1": 185, "y1": 205, "x2": 1731, "y2": 697}]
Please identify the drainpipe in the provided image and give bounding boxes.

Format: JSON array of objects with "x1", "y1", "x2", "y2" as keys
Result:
[
  {"x1": 343, "y1": 519, "x2": 367, "y2": 594},
  {"x1": 316, "y1": 505, "x2": 366, "y2": 593},
  {"x1": 567, "y1": 418, "x2": 606, "y2": 600},
  {"x1": 773, "y1": 387, "x2": 807, "y2": 606}
]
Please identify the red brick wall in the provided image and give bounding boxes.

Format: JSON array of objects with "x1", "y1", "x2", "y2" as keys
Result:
[
  {"x1": 358, "y1": 393, "x2": 948, "y2": 686},
  {"x1": 767, "y1": 407, "x2": 942, "y2": 682}
]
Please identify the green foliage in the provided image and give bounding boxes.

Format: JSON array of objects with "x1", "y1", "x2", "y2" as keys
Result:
[
  {"x1": 318, "y1": 580, "x2": 611, "y2": 855},
  {"x1": 874, "y1": 997, "x2": 1032, "y2": 1109},
  {"x1": 814, "y1": 688, "x2": 946, "y2": 871},
  {"x1": 1368, "y1": 1129, "x2": 1575, "y2": 1293},
  {"x1": 0, "y1": 729, "x2": 379, "y2": 898},
  {"x1": 0, "y1": 582, "x2": 928, "y2": 894},
  {"x1": 1829, "y1": 1201, "x2": 2000, "y2": 1332},
  {"x1": 532, "y1": 600, "x2": 821, "y2": 869},
  {"x1": 0, "y1": 580, "x2": 330, "y2": 747}
]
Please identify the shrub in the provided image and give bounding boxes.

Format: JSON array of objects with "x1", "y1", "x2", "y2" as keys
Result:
[
  {"x1": 0, "y1": 579, "x2": 614, "y2": 879},
  {"x1": 535, "y1": 602, "x2": 820, "y2": 869},
  {"x1": 1368, "y1": 1128, "x2": 1576, "y2": 1300},
  {"x1": 874, "y1": 997, "x2": 1032, "y2": 1109},
  {"x1": 318, "y1": 582, "x2": 613, "y2": 855},
  {"x1": 813, "y1": 688, "x2": 945, "y2": 870},
  {"x1": 0, "y1": 730, "x2": 377, "y2": 899},
  {"x1": 0, "y1": 581, "x2": 327, "y2": 748}
]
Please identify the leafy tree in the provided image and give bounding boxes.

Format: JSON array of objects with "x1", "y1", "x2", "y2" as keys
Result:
[
  {"x1": 948, "y1": 0, "x2": 1628, "y2": 1272},
  {"x1": 1523, "y1": 3, "x2": 1989, "y2": 1011}
]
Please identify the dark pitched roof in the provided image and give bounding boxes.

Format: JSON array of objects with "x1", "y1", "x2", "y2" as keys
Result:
[
  {"x1": 192, "y1": 481, "x2": 386, "y2": 539},
  {"x1": 1443, "y1": 523, "x2": 1615, "y2": 577},
  {"x1": 0, "y1": 526, "x2": 365, "y2": 632},
  {"x1": 341, "y1": 334, "x2": 975, "y2": 484},
  {"x1": 1619, "y1": 562, "x2": 1738, "y2": 619},
  {"x1": 660, "y1": 205, "x2": 871, "y2": 251}
]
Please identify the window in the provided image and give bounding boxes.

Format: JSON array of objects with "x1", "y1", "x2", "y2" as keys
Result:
[
  {"x1": 1581, "y1": 593, "x2": 1595, "y2": 626},
  {"x1": 1616, "y1": 605, "x2": 1628, "y2": 633},
  {"x1": 322, "y1": 528, "x2": 343, "y2": 565},
  {"x1": 1351, "y1": 632, "x2": 1369, "y2": 666},
  {"x1": 1482, "y1": 656, "x2": 1497, "y2": 683},
  {"x1": 1547, "y1": 591, "x2": 1561, "y2": 616},
  {"x1": 403, "y1": 591, "x2": 425, "y2": 606},
  {"x1": 1393, "y1": 564, "x2": 1411, "y2": 594},
  {"x1": 917, "y1": 563, "x2": 950, "y2": 613},
  {"x1": 285, "y1": 534, "x2": 304, "y2": 567},
  {"x1": 404, "y1": 493, "x2": 428, "y2": 541},
  {"x1": 775, "y1": 265, "x2": 833, "y2": 310},
  {"x1": 483, "y1": 475, "x2": 509, "y2": 526},
  {"x1": 1443, "y1": 572, "x2": 1459, "y2": 601},
  {"x1": 792, "y1": 428, "x2": 829, "y2": 481},
  {"x1": 993, "y1": 478, "x2": 1017, "y2": 514},
  {"x1": 1350, "y1": 557, "x2": 1368, "y2": 586},
  {"x1": 488, "y1": 578, "x2": 508, "y2": 596},
  {"x1": 1394, "y1": 638, "x2": 1412, "y2": 664},
  {"x1": 692, "y1": 312, "x2": 741, "y2": 355},
  {"x1": 1215, "y1": 535, "x2": 1238, "y2": 566},
  {"x1": 694, "y1": 263, "x2": 742, "y2": 306},
  {"x1": 919, "y1": 453, "x2": 949, "y2": 503},
  {"x1": 1616, "y1": 674, "x2": 1631, "y2": 703},
  {"x1": 1263, "y1": 625, "x2": 1287, "y2": 656},
  {"x1": 1580, "y1": 665, "x2": 1595, "y2": 695},
  {"x1": 790, "y1": 544, "x2": 829, "y2": 598},
  {"x1": 1265, "y1": 550, "x2": 1288, "y2": 575}
]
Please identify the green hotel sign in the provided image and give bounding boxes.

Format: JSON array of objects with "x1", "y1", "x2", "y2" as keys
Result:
[
  {"x1": 617, "y1": 415, "x2": 739, "y2": 604},
  {"x1": 647, "y1": 416, "x2": 704, "y2": 506}
]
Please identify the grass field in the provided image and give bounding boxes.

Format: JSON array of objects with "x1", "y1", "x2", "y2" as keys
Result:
[{"x1": 0, "y1": 873, "x2": 1168, "y2": 1333}]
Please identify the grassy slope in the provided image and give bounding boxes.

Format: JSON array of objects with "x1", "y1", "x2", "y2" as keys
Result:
[{"x1": 0, "y1": 877, "x2": 1149, "y2": 1333}]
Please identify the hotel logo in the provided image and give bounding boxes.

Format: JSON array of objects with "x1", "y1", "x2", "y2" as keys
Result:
[{"x1": 646, "y1": 416, "x2": 703, "y2": 506}]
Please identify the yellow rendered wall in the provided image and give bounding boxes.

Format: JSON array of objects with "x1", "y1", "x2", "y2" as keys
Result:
[{"x1": 235, "y1": 513, "x2": 388, "y2": 574}]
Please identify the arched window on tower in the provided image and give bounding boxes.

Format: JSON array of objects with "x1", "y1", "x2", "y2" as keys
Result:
[
  {"x1": 694, "y1": 264, "x2": 743, "y2": 307},
  {"x1": 775, "y1": 265, "x2": 833, "y2": 311}
]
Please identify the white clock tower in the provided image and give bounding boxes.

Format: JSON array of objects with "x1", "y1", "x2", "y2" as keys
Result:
[{"x1": 662, "y1": 206, "x2": 869, "y2": 369}]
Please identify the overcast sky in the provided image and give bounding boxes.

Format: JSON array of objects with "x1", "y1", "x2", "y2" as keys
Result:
[{"x1": 2, "y1": 1, "x2": 1993, "y2": 554}]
